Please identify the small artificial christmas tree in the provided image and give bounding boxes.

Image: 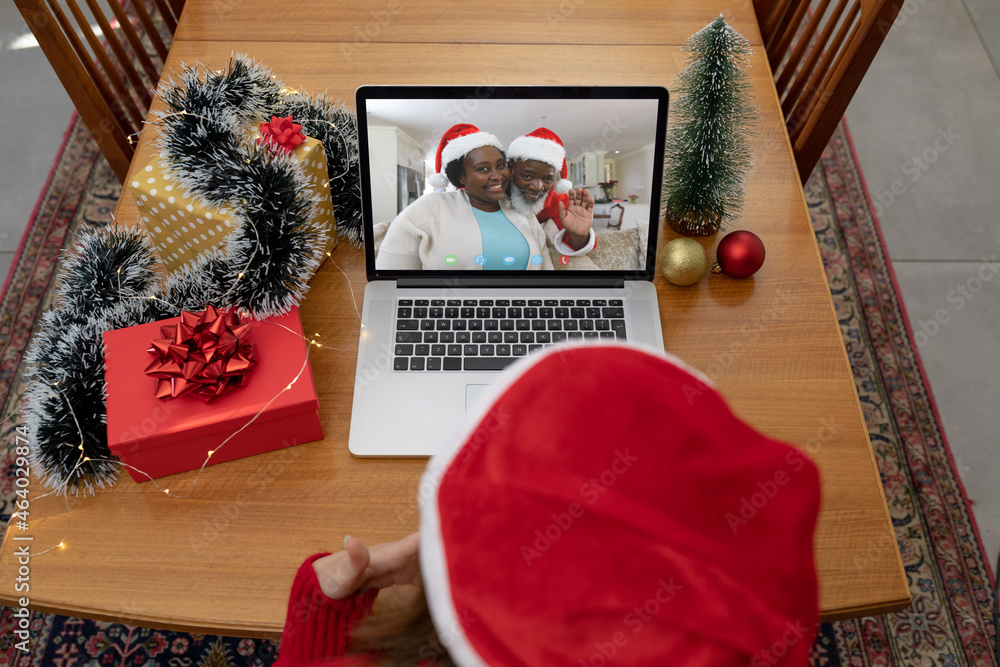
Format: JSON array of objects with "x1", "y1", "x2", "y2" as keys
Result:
[{"x1": 662, "y1": 15, "x2": 758, "y2": 237}]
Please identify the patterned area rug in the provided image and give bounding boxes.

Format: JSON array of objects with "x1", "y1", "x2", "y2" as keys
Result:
[
  {"x1": 804, "y1": 125, "x2": 997, "y2": 666},
  {"x1": 0, "y1": 117, "x2": 996, "y2": 665}
]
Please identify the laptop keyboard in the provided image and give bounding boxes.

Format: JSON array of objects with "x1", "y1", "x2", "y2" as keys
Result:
[{"x1": 393, "y1": 298, "x2": 627, "y2": 372}]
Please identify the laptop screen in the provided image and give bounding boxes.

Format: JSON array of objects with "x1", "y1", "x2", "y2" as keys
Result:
[{"x1": 357, "y1": 86, "x2": 668, "y2": 283}]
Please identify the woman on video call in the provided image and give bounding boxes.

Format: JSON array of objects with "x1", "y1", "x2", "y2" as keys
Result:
[{"x1": 376, "y1": 123, "x2": 592, "y2": 271}]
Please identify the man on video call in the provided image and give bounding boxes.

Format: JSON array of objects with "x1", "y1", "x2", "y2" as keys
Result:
[{"x1": 506, "y1": 128, "x2": 597, "y2": 255}]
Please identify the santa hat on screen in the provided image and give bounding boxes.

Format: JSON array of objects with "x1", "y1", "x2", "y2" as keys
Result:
[
  {"x1": 506, "y1": 127, "x2": 572, "y2": 194},
  {"x1": 428, "y1": 123, "x2": 503, "y2": 189},
  {"x1": 419, "y1": 343, "x2": 821, "y2": 666}
]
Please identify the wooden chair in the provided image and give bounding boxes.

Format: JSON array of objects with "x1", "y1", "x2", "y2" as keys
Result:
[
  {"x1": 14, "y1": 0, "x2": 185, "y2": 183},
  {"x1": 755, "y1": 0, "x2": 905, "y2": 182},
  {"x1": 607, "y1": 203, "x2": 625, "y2": 230}
]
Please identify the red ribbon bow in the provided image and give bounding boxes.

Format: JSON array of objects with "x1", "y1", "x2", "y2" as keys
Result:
[
  {"x1": 144, "y1": 306, "x2": 257, "y2": 402},
  {"x1": 257, "y1": 115, "x2": 305, "y2": 154}
]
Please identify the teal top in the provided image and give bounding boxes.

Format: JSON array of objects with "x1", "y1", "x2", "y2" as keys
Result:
[{"x1": 471, "y1": 207, "x2": 530, "y2": 270}]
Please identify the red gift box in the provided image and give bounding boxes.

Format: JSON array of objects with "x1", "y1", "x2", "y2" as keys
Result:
[{"x1": 103, "y1": 306, "x2": 323, "y2": 482}]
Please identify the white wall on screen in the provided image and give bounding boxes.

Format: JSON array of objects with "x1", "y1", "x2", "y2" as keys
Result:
[
  {"x1": 613, "y1": 143, "x2": 655, "y2": 204},
  {"x1": 367, "y1": 123, "x2": 427, "y2": 223}
]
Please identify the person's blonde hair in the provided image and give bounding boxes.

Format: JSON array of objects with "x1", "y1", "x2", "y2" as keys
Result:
[{"x1": 349, "y1": 585, "x2": 456, "y2": 666}]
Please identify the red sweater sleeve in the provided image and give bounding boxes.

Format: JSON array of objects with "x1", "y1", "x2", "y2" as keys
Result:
[
  {"x1": 537, "y1": 190, "x2": 568, "y2": 230},
  {"x1": 274, "y1": 553, "x2": 379, "y2": 667}
]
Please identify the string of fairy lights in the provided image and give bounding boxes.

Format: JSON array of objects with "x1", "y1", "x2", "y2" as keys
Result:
[{"x1": 13, "y1": 57, "x2": 367, "y2": 557}]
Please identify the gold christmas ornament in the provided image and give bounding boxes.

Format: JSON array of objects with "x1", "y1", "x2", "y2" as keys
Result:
[{"x1": 660, "y1": 238, "x2": 707, "y2": 286}]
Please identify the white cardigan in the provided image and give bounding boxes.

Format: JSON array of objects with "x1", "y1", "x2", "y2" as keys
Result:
[{"x1": 376, "y1": 190, "x2": 589, "y2": 271}]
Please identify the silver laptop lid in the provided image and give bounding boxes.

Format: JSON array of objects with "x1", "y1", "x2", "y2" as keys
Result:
[{"x1": 356, "y1": 86, "x2": 669, "y2": 287}]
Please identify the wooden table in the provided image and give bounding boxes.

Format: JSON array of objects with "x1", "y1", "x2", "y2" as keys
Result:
[{"x1": 0, "y1": 0, "x2": 911, "y2": 637}]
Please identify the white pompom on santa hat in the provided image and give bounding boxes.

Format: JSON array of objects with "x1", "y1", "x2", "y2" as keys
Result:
[
  {"x1": 506, "y1": 126, "x2": 573, "y2": 194},
  {"x1": 428, "y1": 123, "x2": 503, "y2": 189}
]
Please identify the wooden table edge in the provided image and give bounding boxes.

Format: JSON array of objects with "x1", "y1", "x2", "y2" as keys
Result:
[
  {"x1": 0, "y1": 533, "x2": 913, "y2": 637},
  {"x1": 820, "y1": 595, "x2": 914, "y2": 624},
  {"x1": 0, "y1": 582, "x2": 284, "y2": 640}
]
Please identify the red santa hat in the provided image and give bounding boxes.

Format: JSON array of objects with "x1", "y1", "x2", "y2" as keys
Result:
[
  {"x1": 506, "y1": 127, "x2": 572, "y2": 194},
  {"x1": 419, "y1": 343, "x2": 821, "y2": 666},
  {"x1": 428, "y1": 123, "x2": 503, "y2": 189}
]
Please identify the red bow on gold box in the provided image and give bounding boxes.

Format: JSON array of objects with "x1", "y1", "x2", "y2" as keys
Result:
[{"x1": 257, "y1": 115, "x2": 305, "y2": 154}]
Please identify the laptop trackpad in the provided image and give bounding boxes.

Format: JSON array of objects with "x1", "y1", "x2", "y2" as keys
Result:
[{"x1": 466, "y1": 384, "x2": 490, "y2": 411}]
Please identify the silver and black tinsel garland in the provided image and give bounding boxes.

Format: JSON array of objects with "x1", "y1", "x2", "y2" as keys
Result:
[
  {"x1": 156, "y1": 56, "x2": 363, "y2": 246},
  {"x1": 23, "y1": 55, "x2": 363, "y2": 494},
  {"x1": 155, "y1": 54, "x2": 360, "y2": 315},
  {"x1": 24, "y1": 228, "x2": 170, "y2": 494}
]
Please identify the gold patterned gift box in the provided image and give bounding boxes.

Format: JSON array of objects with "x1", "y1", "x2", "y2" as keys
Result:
[{"x1": 130, "y1": 135, "x2": 336, "y2": 273}]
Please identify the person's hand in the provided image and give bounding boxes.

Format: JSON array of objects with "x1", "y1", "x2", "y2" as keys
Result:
[
  {"x1": 559, "y1": 188, "x2": 595, "y2": 250},
  {"x1": 312, "y1": 532, "x2": 420, "y2": 600}
]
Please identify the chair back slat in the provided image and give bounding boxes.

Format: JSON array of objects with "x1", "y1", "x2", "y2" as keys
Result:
[
  {"x1": 149, "y1": 0, "x2": 176, "y2": 33},
  {"x1": 769, "y1": 0, "x2": 820, "y2": 74},
  {"x1": 14, "y1": 0, "x2": 183, "y2": 182},
  {"x1": 166, "y1": 0, "x2": 184, "y2": 22},
  {"x1": 774, "y1": 0, "x2": 833, "y2": 96},
  {"x1": 755, "y1": 0, "x2": 905, "y2": 182},
  {"x1": 132, "y1": 0, "x2": 171, "y2": 58},
  {"x1": 83, "y1": 0, "x2": 152, "y2": 109},
  {"x1": 779, "y1": 0, "x2": 851, "y2": 119},
  {"x1": 787, "y1": 4, "x2": 861, "y2": 141},
  {"x1": 63, "y1": 0, "x2": 144, "y2": 127},
  {"x1": 763, "y1": 0, "x2": 796, "y2": 52},
  {"x1": 105, "y1": 0, "x2": 160, "y2": 83},
  {"x1": 16, "y1": 0, "x2": 132, "y2": 179},
  {"x1": 46, "y1": 0, "x2": 135, "y2": 137}
]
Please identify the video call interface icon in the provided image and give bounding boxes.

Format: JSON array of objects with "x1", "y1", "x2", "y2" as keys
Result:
[{"x1": 463, "y1": 253, "x2": 550, "y2": 267}]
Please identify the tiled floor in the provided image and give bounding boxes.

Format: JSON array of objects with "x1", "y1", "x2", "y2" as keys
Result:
[{"x1": 0, "y1": 0, "x2": 996, "y2": 582}]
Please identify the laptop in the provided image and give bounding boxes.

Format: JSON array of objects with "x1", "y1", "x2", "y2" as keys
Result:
[{"x1": 349, "y1": 85, "x2": 669, "y2": 456}]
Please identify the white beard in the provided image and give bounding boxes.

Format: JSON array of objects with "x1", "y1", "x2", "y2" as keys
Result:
[{"x1": 509, "y1": 184, "x2": 548, "y2": 217}]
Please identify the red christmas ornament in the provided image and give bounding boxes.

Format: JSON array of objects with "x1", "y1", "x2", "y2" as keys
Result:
[{"x1": 712, "y1": 230, "x2": 765, "y2": 278}]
